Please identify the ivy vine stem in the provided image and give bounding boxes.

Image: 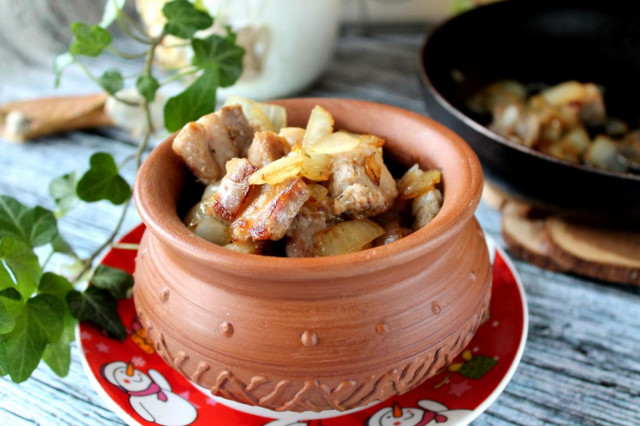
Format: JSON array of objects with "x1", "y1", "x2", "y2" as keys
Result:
[
  {"x1": 106, "y1": 45, "x2": 148, "y2": 60},
  {"x1": 73, "y1": 60, "x2": 141, "y2": 107},
  {"x1": 72, "y1": 39, "x2": 160, "y2": 285},
  {"x1": 160, "y1": 66, "x2": 199, "y2": 85},
  {"x1": 122, "y1": 8, "x2": 153, "y2": 40},
  {"x1": 115, "y1": 8, "x2": 152, "y2": 44}
]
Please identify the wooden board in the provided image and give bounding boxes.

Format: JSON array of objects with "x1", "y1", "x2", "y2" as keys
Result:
[{"x1": 487, "y1": 183, "x2": 640, "y2": 286}]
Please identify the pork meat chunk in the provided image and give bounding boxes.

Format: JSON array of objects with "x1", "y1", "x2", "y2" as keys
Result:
[
  {"x1": 218, "y1": 105, "x2": 255, "y2": 157},
  {"x1": 172, "y1": 122, "x2": 222, "y2": 184},
  {"x1": 329, "y1": 144, "x2": 398, "y2": 218},
  {"x1": 286, "y1": 184, "x2": 333, "y2": 257},
  {"x1": 196, "y1": 112, "x2": 240, "y2": 169},
  {"x1": 231, "y1": 178, "x2": 310, "y2": 242},
  {"x1": 247, "y1": 131, "x2": 291, "y2": 167},
  {"x1": 172, "y1": 112, "x2": 241, "y2": 184},
  {"x1": 204, "y1": 158, "x2": 258, "y2": 223}
]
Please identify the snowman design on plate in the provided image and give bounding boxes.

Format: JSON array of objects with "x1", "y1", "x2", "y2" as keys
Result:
[
  {"x1": 365, "y1": 400, "x2": 472, "y2": 426},
  {"x1": 102, "y1": 361, "x2": 197, "y2": 426}
]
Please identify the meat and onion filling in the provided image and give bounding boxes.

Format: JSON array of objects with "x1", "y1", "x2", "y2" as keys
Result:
[{"x1": 174, "y1": 97, "x2": 444, "y2": 257}]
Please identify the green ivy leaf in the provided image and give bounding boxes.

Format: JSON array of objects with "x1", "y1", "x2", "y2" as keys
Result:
[
  {"x1": 50, "y1": 233, "x2": 76, "y2": 257},
  {"x1": 38, "y1": 273, "x2": 76, "y2": 377},
  {"x1": 3, "y1": 294, "x2": 65, "y2": 383},
  {"x1": 0, "y1": 288, "x2": 22, "y2": 300},
  {"x1": 458, "y1": 355, "x2": 497, "y2": 379},
  {"x1": 0, "y1": 196, "x2": 58, "y2": 247},
  {"x1": 193, "y1": 0, "x2": 207, "y2": 12},
  {"x1": 69, "y1": 22, "x2": 113, "y2": 57},
  {"x1": 99, "y1": 0, "x2": 126, "y2": 28},
  {"x1": 38, "y1": 273, "x2": 73, "y2": 300},
  {"x1": 54, "y1": 52, "x2": 74, "y2": 87},
  {"x1": 0, "y1": 288, "x2": 23, "y2": 325},
  {"x1": 91, "y1": 265, "x2": 133, "y2": 300},
  {"x1": 0, "y1": 335, "x2": 8, "y2": 376},
  {"x1": 76, "y1": 153, "x2": 131, "y2": 205},
  {"x1": 0, "y1": 289, "x2": 20, "y2": 376},
  {"x1": 162, "y1": 0, "x2": 213, "y2": 39},
  {"x1": 67, "y1": 287, "x2": 126, "y2": 340},
  {"x1": 22, "y1": 207, "x2": 58, "y2": 247},
  {"x1": 99, "y1": 69, "x2": 124, "y2": 95},
  {"x1": 164, "y1": 67, "x2": 218, "y2": 132},
  {"x1": 224, "y1": 25, "x2": 237, "y2": 44},
  {"x1": 49, "y1": 171, "x2": 79, "y2": 217},
  {"x1": 42, "y1": 339, "x2": 71, "y2": 377},
  {"x1": 136, "y1": 75, "x2": 160, "y2": 103},
  {"x1": 0, "y1": 237, "x2": 42, "y2": 299},
  {"x1": 0, "y1": 299, "x2": 15, "y2": 334},
  {"x1": 192, "y1": 35, "x2": 245, "y2": 87}
]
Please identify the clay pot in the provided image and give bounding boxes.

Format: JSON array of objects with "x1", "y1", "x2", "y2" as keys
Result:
[{"x1": 133, "y1": 98, "x2": 491, "y2": 413}]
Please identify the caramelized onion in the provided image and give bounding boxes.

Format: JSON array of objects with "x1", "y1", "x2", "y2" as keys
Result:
[
  {"x1": 248, "y1": 154, "x2": 302, "y2": 185},
  {"x1": 223, "y1": 96, "x2": 286, "y2": 132},
  {"x1": 397, "y1": 164, "x2": 442, "y2": 200},
  {"x1": 184, "y1": 202, "x2": 231, "y2": 245},
  {"x1": 306, "y1": 131, "x2": 360, "y2": 154},
  {"x1": 313, "y1": 219, "x2": 385, "y2": 257},
  {"x1": 302, "y1": 106, "x2": 334, "y2": 151}
]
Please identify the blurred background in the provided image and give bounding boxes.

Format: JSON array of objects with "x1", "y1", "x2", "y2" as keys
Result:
[{"x1": 0, "y1": 0, "x2": 495, "y2": 100}]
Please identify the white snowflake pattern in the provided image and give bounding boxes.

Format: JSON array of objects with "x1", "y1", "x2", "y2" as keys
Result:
[
  {"x1": 80, "y1": 331, "x2": 93, "y2": 341},
  {"x1": 447, "y1": 380, "x2": 473, "y2": 397},
  {"x1": 205, "y1": 398, "x2": 217, "y2": 406},
  {"x1": 96, "y1": 342, "x2": 110, "y2": 353},
  {"x1": 131, "y1": 356, "x2": 146, "y2": 368}
]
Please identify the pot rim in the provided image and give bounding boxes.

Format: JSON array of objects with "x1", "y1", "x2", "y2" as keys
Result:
[{"x1": 134, "y1": 97, "x2": 484, "y2": 280}]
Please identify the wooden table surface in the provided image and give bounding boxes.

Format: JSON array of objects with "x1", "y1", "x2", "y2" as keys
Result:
[{"x1": 1, "y1": 3, "x2": 639, "y2": 425}]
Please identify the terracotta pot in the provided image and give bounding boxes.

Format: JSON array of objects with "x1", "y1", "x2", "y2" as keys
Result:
[{"x1": 133, "y1": 98, "x2": 491, "y2": 413}]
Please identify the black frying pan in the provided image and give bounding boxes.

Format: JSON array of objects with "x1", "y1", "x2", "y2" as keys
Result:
[{"x1": 420, "y1": 0, "x2": 640, "y2": 228}]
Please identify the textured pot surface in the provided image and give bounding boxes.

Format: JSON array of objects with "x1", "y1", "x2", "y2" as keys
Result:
[{"x1": 133, "y1": 98, "x2": 491, "y2": 412}]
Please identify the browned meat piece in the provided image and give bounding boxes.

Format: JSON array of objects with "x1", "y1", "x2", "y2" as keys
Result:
[
  {"x1": 218, "y1": 105, "x2": 255, "y2": 156},
  {"x1": 204, "y1": 158, "x2": 258, "y2": 223},
  {"x1": 286, "y1": 184, "x2": 333, "y2": 257},
  {"x1": 172, "y1": 112, "x2": 243, "y2": 184},
  {"x1": 231, "y1": 178, "x2": 310, "y2": 242},
  {"x1": 197, "y1": 112, "x2": 240, "y2": 170},
  {"x1": 247, "y1": 131, "x2": 291, "y2": 167},
  {"x1": 172, "y1": 122, "x2": 222, "y2": 184},
  {"x1": 329, "y1": 144, "x2": 398, "y2": 218}
]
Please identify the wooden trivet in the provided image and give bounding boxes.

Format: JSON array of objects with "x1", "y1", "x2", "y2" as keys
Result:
[{"x1": 483, "y1": 182, "x2": 640, "y2": 286}]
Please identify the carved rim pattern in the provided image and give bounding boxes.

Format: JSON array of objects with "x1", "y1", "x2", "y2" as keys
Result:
[{"x1": 136, "y1": 299, "x2": 489, "y2": 413}]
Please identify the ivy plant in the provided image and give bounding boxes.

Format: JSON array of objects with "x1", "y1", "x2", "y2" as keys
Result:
[{"x1": 0, "y1": 0, "x2": 244, "y2": 383}]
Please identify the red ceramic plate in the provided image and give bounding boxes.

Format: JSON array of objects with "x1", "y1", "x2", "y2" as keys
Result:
[{"x1": 77, "y1": 225, "x2": 527, "y2": 426}]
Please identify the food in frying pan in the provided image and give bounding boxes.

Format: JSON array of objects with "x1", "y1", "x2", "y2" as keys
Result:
[{"x1": 469, "y1": 80, "x2": 640, "y2": 173}]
